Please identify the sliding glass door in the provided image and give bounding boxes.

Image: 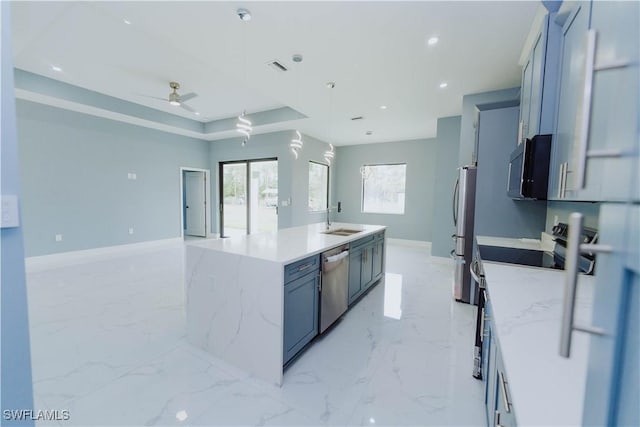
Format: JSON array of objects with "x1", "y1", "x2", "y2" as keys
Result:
[{"x1": 220, "y1": 159, "x2": 277, "y2": 237}]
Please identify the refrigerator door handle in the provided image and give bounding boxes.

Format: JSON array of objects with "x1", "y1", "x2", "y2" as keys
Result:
[{"x1": 452, "y1": 177, "x2": 459, "y2": 227}]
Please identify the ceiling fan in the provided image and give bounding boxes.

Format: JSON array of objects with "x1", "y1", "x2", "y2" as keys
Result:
[{"x1": 144, "y1": 81, "x2": 198, "y2": 113}]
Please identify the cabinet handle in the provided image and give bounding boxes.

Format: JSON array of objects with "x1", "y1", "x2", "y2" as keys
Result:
[
  {"x1": 499, "y1": 371, "x2": 511, "y2": 413},
  {"x1": 573, "y1": 30, "x2": 636, "y2": 190},
  {"x1": 507, "y1": 163, "x2": 512, "y2": 192},
  {"x1": 559, "y1": 213, "x2": 610, "y2": 358},
  {"x1": 559, "y1": 162, "x2": 568, "y2": 198},
  {"x1": 297, "y1": 263, "x2": 314, "y2": 272},
  {"x1": 517, "y1": 120, "x2": 524, "y2": 145},
  {"x1": 495, "y1": 410, "x2": 505, "y2": 427}
]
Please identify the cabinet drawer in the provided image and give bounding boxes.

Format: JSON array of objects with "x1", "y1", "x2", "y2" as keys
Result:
[
  {"x1": 284, "y1": 254, "x2": 320, "y2": 284},
  {"x1": 350, "y1": 234, "x2": 375, "y2": 250}
]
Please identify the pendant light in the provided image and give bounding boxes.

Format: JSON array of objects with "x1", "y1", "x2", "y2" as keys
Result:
[
  {"x1": 236, "y1": 8, "x2": 253, "y2": 146},
  {"x1": 290, "y1": 130, "x2": 303, "y2": 159},
  {"x1": 290, "y1": 54, "x2": 304, "y2": 159},
  {"x1": 324, "y1": 82, "x2": 336, "y2": 165}
]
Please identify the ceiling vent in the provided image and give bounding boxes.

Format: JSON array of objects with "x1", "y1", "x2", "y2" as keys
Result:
[
  {"x1": 266, "y1": 60, "x2": 288, "y2": 72},
  {"x1": 350, "y1": 116, "x2": 364, "y2": 121}
]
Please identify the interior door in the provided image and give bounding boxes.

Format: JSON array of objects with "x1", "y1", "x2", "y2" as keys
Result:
[{"x1": 184, "y1": 171, "x2": 206, "y2": 237}]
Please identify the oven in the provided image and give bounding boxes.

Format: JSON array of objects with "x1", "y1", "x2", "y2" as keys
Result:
[{"x1": 470, "y1": 246, "x2": 486, "y2": 379}]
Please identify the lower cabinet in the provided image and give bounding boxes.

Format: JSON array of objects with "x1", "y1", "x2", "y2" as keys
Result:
[
  {"x1": 372, "y1": 238, "x2": 384, "y2": 281},
  {"x1": 283, "y1": 260, "x2": 319, "y2": 365},
  {"x1": 348, "y1": 246, "x2": 364, "y2": 304},
  {"x1": 348, "y1": 231, "x2": 385, "y2": 305},
  {"x1": 484, "y1": 296, "x2": 517, "y2": 426}
]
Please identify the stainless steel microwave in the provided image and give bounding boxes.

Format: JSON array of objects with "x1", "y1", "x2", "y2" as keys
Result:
[{"x1": 507, "y1": 134, "x2": 552, "y2": 200}]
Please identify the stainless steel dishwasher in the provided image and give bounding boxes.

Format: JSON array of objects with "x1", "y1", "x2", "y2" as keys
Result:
[{"x1": 320, "y1": 244, "x2": 350, "y2": 333}]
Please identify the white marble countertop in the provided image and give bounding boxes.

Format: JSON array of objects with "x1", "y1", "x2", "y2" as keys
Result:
[
  {"x1": 477, "y1": 233, "x2": 555, "y2": 252},
  {"x1": 483, "y1": 262, "x2": 595, "y2": 426},
  {"x1": 186, "y1": 222, "x2": 386, "y2": 265}
]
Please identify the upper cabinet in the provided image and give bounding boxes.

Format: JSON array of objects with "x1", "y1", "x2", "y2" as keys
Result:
[
  {"x1": 548, "y1": 1, "x2": 639, "y2": 202},
  {"x1": 518, "y1": 12, "x2": 561, "y2": 144}
]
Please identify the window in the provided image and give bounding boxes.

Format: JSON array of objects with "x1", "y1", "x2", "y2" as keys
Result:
[
  {"x1": 361, "y1": 164, "x2": 406, "y2": 214},
  {"x1": 308, "y1": 161, "x2": 329, "y2": 212}
]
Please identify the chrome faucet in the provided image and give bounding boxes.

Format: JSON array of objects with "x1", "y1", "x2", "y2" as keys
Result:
[{"x1": 325, "y1": 202, "x2": 342, "y2": 230}]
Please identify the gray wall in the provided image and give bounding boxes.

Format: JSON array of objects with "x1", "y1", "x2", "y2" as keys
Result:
[
  {"x1": 431, "y1": 116, "x2": 462, "y2": 257},
  {"x1": 546, "y1": 201, "x2": 600, "y2": 232},
  {"x1": 16, "y1": 100, "x2": 210, "y2": 256},
  {"x1": 2, "y1": 3, "x2": 34, "y2": 422},
  {"x1": 459, "y1": 87, "x2": 520, "y2": 166},
  {"x1": 474, "y1": 106, "x2": 547, "y2": 238},
  {"x1": 208, "y1": 131, "x2": 335, "y2": 233},
  {"x1": 333, "y1": 139, "x2": 437, "y2": 241}
]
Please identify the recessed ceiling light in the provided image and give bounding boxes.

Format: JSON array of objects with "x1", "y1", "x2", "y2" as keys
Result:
[
  {"x1": 51, "y1": 65, "x2": 62, "y2": 72},
  {"x1": 427, "y1": 36, "x2": 439, "y2": 46},
  {"x1": 366, "y1": 131, "x2": 373, "y2": 135},
  {"x1": 194, "y1": 112, "x2": 200, "y2": 116},
  {"x1": 439, "y1": 82, "x2": 448, "y2": 88},
  {"x1": 123, "y1": 19, "x2": 132, "y2": 25},
  {"x1": 380, "y1": 105, "x2": 387, "y2": 110}
]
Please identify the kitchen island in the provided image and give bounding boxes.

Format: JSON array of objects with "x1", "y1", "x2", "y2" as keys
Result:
[{"x1": 185, "y1": 222, "x2": 386, "y2": 385}]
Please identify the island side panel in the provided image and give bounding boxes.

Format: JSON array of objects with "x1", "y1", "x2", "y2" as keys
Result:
[{"x1": 185, "y1": 245, "x2": 284, "y2": 385}]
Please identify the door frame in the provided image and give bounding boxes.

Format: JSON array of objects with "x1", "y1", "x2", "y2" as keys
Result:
[
  {"x1": 180, "y1": 167, "x2": 211, "y2": 238},
  {"x1": 219, "y1": 158, "x2": 277, "y2": 237}
]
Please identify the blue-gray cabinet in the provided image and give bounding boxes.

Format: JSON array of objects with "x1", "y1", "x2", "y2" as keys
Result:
[
  {"x1": 372, "y1": 238, "x2": 384, "y2": 282},
  {"x1": 549, "y1": 0, "x2": 638, "y2": 202},
  {"x1": 483, "y1": 295, "x2": 517, "y2": 427},
  {"x1": 556, "y1": 2, "x2": 639, "y2": 423},
  {"x1": 582, "y1": 204, "x2": 639, "y2": 426},
  {"x1": 348, "y1": 232, "x2": 386, "y2": 305},
  {"x1": 548, "y1": 2, "x2": 591, "y2": 200},
  {"x1": 518, "y1": 12, "x2": 560, "y2": 143},
  {"x1": 348, "y1": 246, "x2": 364, "y2": 304},
  {"x1": 283, "y1": 255, "x2": 319, "y2": 364}
]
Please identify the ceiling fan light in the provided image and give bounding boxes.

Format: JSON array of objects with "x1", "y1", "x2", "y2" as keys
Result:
[{"x1": 169, "y1": 91, "x2": 181, "y2": 106}]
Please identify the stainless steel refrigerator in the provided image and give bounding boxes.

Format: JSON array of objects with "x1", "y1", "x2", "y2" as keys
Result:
[{"x1": 452, "y1": 165, "x2": 477, "y2": 304}]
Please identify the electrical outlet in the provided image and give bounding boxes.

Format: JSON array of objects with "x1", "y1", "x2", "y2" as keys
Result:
[
  {"x1": 553, "y1": 215, "x2": 559, "y2": 225},
  {"x1": 132, "y1": 173, "x2": 137, "y2": 180},
  {"x1": 128, "y1": 227, "x2": 134, "y2": 235},
  {"x1": 55, "y1": 234, "x2": 63, "y2": 242}
]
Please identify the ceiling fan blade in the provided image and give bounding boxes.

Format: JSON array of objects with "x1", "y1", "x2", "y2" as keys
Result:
[
  {"x1": 139, "y1": 94, "x2": 169, "y2": 102},
  {"x1": 180, "y1": 103, "x2": 196, "y2": 113},
  {"x1": 179, "y1": 92, "x2": 197, "y2": 103}
]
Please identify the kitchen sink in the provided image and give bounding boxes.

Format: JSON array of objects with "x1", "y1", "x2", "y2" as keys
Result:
[{"x1": 322, "y1": 228, "x2": 361, "y2": 236}]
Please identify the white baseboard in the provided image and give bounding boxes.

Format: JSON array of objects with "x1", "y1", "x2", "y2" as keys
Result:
[
  {"x1": 25, "y1": 238, "x2": 183, "y2": 273},
  {"x1": 386, "y1": 238, "x2": 431, "y2": 250}
]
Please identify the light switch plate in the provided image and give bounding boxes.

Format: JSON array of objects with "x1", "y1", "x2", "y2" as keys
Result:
[{"x1": 1, "y1": 195, "x2": 20, "y2": 228}]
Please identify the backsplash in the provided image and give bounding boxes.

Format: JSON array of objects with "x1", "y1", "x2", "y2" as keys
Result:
[{"x1": 545, "y1": 201, "x2": 600, "y2": 232}]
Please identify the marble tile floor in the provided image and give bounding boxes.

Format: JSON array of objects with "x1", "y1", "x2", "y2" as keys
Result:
[{"x1": 26, "y1": 240, "x2": 485, "y2": 427}]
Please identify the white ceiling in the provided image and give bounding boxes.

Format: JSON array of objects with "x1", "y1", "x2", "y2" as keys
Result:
[{"x1": 11, "y1": 1, "x2": 540, "y2": 145}]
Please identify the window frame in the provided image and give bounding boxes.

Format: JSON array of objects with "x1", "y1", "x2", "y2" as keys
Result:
[
  {"x1": 308, "y1": 160, "x2": 329, "y2": 213},
  {"x1": 360, "y1": 163, "x2": 407, "y2": 215}
]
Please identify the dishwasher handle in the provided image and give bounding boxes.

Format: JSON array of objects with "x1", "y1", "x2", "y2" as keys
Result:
[{"x1": 325, "y1": 250, "x2": 349, "y2": 263}]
